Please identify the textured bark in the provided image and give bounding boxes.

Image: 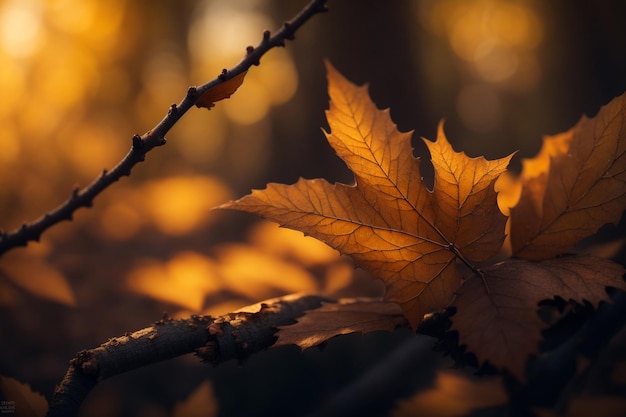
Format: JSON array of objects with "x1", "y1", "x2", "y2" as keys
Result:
[{"x1": 47, "y1": 294, "x2": 330, "y2": 417}]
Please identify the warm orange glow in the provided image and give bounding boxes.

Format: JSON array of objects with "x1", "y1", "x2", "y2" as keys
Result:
[
  {"x1": 200, "y1": 299, "x2": 251, "y2": 318},
  {"x1": 143, "y1": 176, "x2": 232, "y2": 235},
  {"x1": 64, "y1": 121, "x2": 127, "y2": 178},
  {"x1": 222, "y1": 78, "x2": 269, "y2": 125},
  {"x1": 0, "y1": 0, "x2": 44, "y2": 59},
  {"x1": 421, "y1": 0, "x2": 543, "y2": 85},
  {"x1": 0, "y1": 123, "x2": 20, "y2": 163},
  {"x1": 216, "y1": 244, "x2": 318, "y2": 300},
  {"x1": 96, "y1": 174, "x2": 232, "y2": 239},
  {"x1": 416, "y1": 0, "x2": 544, "y2": 133},
  {"x1": 0, "y1": 280, "x2": 18, "y2": 307},
  {"x1": 223, "y1": 49, "x2": 299, "y2": 125},
  {"x1": 0, "y1": 245, "x2": 76, "y2": 306},
  {"x1": 34, "y1": 42, "x2": 100, "y2": 109},
  {"x1": 323, "y1": 261, "x2": 354, "y2": 294},
  {"x1": 99, "y1": 200, "x2": 143, "y2": 240},
  {"x1": 394, "y1": 371, "x2": 507, "y2": 416},
  {"x1": 126, "y1": 252, "x2": 220, "y2": 311},
  {"x1": 123, "y1": 214, "x2": 355, "y2": 312},
  {"x1": 137, "y1": 47, "x2": 187, "y2": 119},
  {"x1": 0, "y1": 56, "x2": 26, "y2": 118},
  {"x1": 188, "y1": 3, "x2": 298, "y2": 125},
  {"x1": 247, "y1": 221, "x2": 341, "y2": 266},
  {"x1": 175, "y1": 110, "x2": 228, "y2": 166},
  {"x1": 172, "y1": 381, "x2": 218, "y2": 417},
  {"x1": 0, "y1": 0, "x2": 290, "y2": 275},
  {"x1": 456, "y1": 84, "x2": 501, "y2": 132}
]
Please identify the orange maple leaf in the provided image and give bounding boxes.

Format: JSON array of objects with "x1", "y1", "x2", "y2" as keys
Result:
[
  {"x1": 453, "y1": 256, "x2": 625, "y2": 380},
  {"x1": 220, "y1": 62, "x2": 626, "y2": 380},
  {"x1": 221, "y1": 62, "x2": 511, "y2": 329},
  {"x1": 509, "y1": 94, "x2": 626, "y2": 260},
  {"x1": 274, "y1": 298, "x2": 407, "y2": 349},
  {"x1": 453, "y1": 93, "x2": 626, "y2": 379}
]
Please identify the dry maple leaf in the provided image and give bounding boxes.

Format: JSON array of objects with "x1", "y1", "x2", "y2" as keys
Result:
[
  {"x1": 220, "y1": 61, "x2": 511, "y2": 329},
  {"x1": 508, "y1": 93, "x2": 626, "y2": 260},
  {"x1": 452, "y1": 92, "x2": 626, "y2": 380},
  {"x1": 219, "y1": 62, "x2": 626, "y2": 381},
  {"x1": 274, "y1": 298, "x2": 407, "y2": 349},
  {"x1": 453, "y1": 256, "x2": 625, "y2": 380}
]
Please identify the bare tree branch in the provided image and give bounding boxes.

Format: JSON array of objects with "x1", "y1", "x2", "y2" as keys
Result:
[
  {"x1": 46, "y1": 294, "x2": 332, "y2": 417},
  {"x1": 0, "y1": 0, "x2": 329, "y2": 257}
]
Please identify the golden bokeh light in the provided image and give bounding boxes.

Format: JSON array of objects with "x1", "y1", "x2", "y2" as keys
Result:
[
  {"x1": 222, "y1": 77, "x2": 269, "y2": 125},
  {"x1": 258, "y1": 51, "x2": 299, "y2": 106},
  {"x1": 421, "y1": 0, "x2": 542, "y2": 82},
  {"x1": 143, "y1": 175, "x2": 232, "y2": 236},
  {"x1": 48, "y1": 0, "x2": 123, "y2": 38},
  {"x1": 417, "y1": 0, "x2": 544, "y2": 133},
  {"x1": 174, "y1": 110, "x2": 228, "y2": 166},
  {"x1": 99, "y1": 200, "x2": 143, "y2": 241},
  {"x1": 0, "y1": 0, "x2": 44, "y2": 59},
  {"x1": 215, "y1": 244, "x2": 318, "y2": 300},
  {"x1": 0, "y1": 243, "x2": 76, "y2": 306},
  {"x1": 323, "y1": 261, "x2": 354, "y2": 294},
  {"x1": 135, "y1": 45, "x2": 188, "y2": 126},
  {"x1": 0, "y1": 56, "x2": 26, "y2": 118},
  {"x1": 124, "y1": 218, "x2": 358, "y2": 313},
  {"x1": 456, "y1": 84, "x2": 502, "y2": 132},
  {"x1": 247, "y1": 221, "x2": 340, "y2": 266},
  {"x1": 0, "y1": 0, "x2": 321, "y2": 315},
  {"x1": 188, "y1": 1, "x2": 298, "y2": 125},
  {"x1": 188, "y1": 4, "x2": 271, "y2": 61},
  {"x1": 126, "y1": 252, "x2": 221, "y2": 311},
  {"x1": 394, "y1": 371, "x2": 507, "y2": 416},
  {"x1": 198, "y1": 299, "x2": 251, "y2": 318},
  {"x1": 64, "y1": 120, "x2": 127, "y2": 178},
  {"x1": 223, "y1": 49, "x2": 298, "y2": 125},
  {"x1": 0, "y1": 123, "x2": 20, "y2": 164}
]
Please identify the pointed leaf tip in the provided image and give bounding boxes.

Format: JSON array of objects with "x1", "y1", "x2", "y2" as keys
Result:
[
  {"x1": 510, "y1": 92, "x2": 626, "y2": 260},
  {"x1": 226, "y1": 65, "x2": 512, "y2": 328}
]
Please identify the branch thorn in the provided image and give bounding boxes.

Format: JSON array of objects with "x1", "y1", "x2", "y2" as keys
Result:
[
  {"x1": 283, "y1": 22, "x2": 295, "y2": 41},
  {"x1": 132, "y1": 134, "x2": 143, "y2": 150}
]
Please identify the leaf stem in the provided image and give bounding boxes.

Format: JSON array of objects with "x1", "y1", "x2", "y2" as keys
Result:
[{"x1": 447, "y1": 243, "x2": 487, "y2": 290}]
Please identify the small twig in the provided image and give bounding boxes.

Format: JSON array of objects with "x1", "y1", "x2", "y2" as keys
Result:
[
  {"x1": 46, "y1": 294, "x2": 331, "y2": 417},
  {"x1": 0, "y1": 0, "x2": 329, "y2": 257}
]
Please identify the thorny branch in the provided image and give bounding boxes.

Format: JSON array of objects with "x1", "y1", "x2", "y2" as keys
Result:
[{"x1": 0, "y1": 0, "x2": 329, "y2": 257}]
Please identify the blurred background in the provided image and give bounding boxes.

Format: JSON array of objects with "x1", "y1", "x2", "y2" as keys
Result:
[{"x1": 0, "y1": 0, "x2": 625, "y2": 416}]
